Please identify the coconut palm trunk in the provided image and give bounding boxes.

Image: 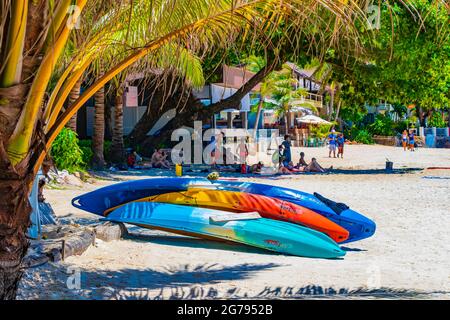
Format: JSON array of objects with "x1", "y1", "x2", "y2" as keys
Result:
[
  {"x1": 110, "y1": 87, "x2": 125, "y2": 164},
  {"x1": 92, "y1": 83, "x2": 106, "y2": 169},
  {"x1": 0, "y1": 171, "x2": 32, "y2": 299},
  {"x1": 65, "y1": 78, "x2": 82, "y2": 131},
  {"x1": 253, "y1": 100, "x2": 264, "y2": 138}
]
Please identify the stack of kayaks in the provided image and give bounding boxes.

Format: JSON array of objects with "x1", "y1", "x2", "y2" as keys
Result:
[{"x1": 72, "y1": 178, "x2": 376, "y2": 259}]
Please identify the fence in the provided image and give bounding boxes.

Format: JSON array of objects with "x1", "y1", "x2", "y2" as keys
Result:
[{"x1": 420, "y1": 127, "x2": 450, "y2": 148}]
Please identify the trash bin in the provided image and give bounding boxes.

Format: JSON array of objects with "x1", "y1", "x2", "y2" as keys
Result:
[{"x1": 385, "y1": 161, "x2": 393, "y2": 171}]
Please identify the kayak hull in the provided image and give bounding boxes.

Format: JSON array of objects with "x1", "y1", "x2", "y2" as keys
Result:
[
  {"x1": 72, "y1": 177, "x2": 375, "y2": 243},
  {"x1": 105, "y1": 202, "x2": 346, "y2": 259},
  {"x1": 213, "y1": 181, "x2": 376, "y2": 243},
  {"x1": 130, "y1": 189, "x2": 349, "y2": 243}
]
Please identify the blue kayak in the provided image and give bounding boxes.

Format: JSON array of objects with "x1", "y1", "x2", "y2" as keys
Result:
[
  {"x1": 72, "y1": 177, "x2": 375, "y2": 243},
  {"x1": 212, "y1": 181, "x2": 376, "y2": 243},
  {"x1": 72, "y1": 178, "x2": 207, "y2": 215},
  {"x1": 104, "y1": 201, "x2": 346, "y2": 259}
]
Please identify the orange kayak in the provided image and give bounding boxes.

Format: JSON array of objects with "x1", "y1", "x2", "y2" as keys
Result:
[{"x1": 108, "y1": 188, "x2": 349, "y2": 243}]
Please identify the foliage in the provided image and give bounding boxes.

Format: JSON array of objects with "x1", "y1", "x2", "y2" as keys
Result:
[
  {"x1": 51, "y1": 128, "x2": 85, "y2": 173},
  {"x1": 78, "y1": 139, "x2": 112, "y2": 164},
  {"x1": 263, "y1": 64, "x2": 309, "y2": 113},
  {"x1": 427, "y1": 112, "x2": 447, "y2": 128},
  {"x1": 309, "y1": 124, "x2": 334, "y2": 138},
  {"x1": 334, "y1": 1, "x2": 450, "y2": 123},
  {"x1": 393, "y1": 120, "x2": 410, "y2": 134},
  {"x1": 390, "y1": 104, "x2": 408, "y2": 119},
  {"x1": 354, "y1": 129, "x2": 374, "y2": 144},
  {"x1": 78, "y1": 140, "x2": 94, "y2": 167},
  {"x1": 369, "y1": 114, "x2": 395, "y2": 136}
]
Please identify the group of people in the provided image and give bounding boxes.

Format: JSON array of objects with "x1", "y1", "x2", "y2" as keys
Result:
[
  {"x1": 402, "y1": 130, "x2": 416, "y2": 151},
  {"x1": 327, "y1": 129, "x2": 345, "y2": 158},
  {"x1": 126, "y1": 148, "x2": 171, "y2": 169},
  {"x1": 275, "y1": 135, "x2": 330, "y2": 174}
]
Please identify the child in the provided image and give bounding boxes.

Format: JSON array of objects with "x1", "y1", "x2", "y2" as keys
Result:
[
  {"x1": 337, "y1": 134, "x2": 345, "y2": 158},
  {"x1": 127, "y1": 152, "x2": 136, "y2": 168},
  {"x1": 296, "y1": 151, "x2": 308, "y2": 168}
]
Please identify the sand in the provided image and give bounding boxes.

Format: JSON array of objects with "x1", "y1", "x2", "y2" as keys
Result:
[{"x1": 18, "y1": 145, "x2": 450, "y2": 299}]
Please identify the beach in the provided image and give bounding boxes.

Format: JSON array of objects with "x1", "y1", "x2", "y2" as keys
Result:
[{"x1": 18, "y1": 145, "x2": 450, "y2": 299}]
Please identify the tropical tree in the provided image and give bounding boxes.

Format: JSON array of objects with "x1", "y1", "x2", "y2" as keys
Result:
[
  {"x1": 334, "y1": 0, "x2": 450, "y2": 127},
  {"x1": 92, "y1": 71, "x2": 107, "y2": 168},
  {"x1": 0, "y1": 0, "x2": 385, "y2": 299},
  {"x1": 261, "y1": 64, "x2": 309, "y2": 133}
]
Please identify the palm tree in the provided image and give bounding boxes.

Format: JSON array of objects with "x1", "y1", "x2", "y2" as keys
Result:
[
  {"x1": 92, "y1": 73, "x2": 106, "y2": 169},
  {"x1": 0, "y1": 0, "x2": 381, "y2": 299},
  {"x1": 262, "y1": 64, "x2": 308, "y2": 134},
  {"x1": 65, "y1": 78, "x2": 83, "y2": 131},
  {"x1": 109, "y1": 77, "x2": 126, "y2": 165}
]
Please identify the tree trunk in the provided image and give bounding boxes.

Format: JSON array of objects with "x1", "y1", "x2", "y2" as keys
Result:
[
  {"x1": 284, "y1": 112, "x2": 289, "y2": 135},
  {"x1": 447, "y1": 108, "x2": 450, "y2": 126},
  {"x1": 0, "y1": 171, "x2": 33, "y2": 300},
  {"x1": 129, "y1": 61, "x2": 276, "y2": 152},
  {"x1": 334, "y1": 100, "x2": 342, "y2": 122},
  {"x1": 92, "y1": 85, "x2": 106, "y2": 169},
  {"x1": 253, "y1": 100, "x2": 263, "y2": 137},
  {"x1": 328, "y1": 91, "x2": 334, "y2": 121},
  {"x1": 65, "y1": 78, "x2": 82, "y2": 132},
  {"x1": 110, "y1": 88, "x2": 125, "y2": 164}
]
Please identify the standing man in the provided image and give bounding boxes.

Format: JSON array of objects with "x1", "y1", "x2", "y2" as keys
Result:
[
  {"x1": 281, "y1": 134, "x2": 292, "y2": 166},
  {"x1": 328, "y1": 128, "x2": 337, "y2": 158}
]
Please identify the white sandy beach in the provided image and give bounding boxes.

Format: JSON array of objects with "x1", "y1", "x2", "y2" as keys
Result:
[{"x1": 18, "y1": 145, "x2": 450, "y2": 299}]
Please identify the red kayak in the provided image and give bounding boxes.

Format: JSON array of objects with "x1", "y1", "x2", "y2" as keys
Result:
[{"x1": 112, "y1": 188, "x2": 349, "y2": 243}]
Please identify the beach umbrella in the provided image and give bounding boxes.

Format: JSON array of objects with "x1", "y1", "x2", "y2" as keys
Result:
[{"x1": 297, "y1": 115, "x2": 332, "y2": 125}]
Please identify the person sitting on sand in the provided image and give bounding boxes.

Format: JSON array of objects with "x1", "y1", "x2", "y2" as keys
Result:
[
  {"x1": 296, "y1": 152, "x2": 308, "y2": 168},
  {"x1": 278, "y1": 163, "x2": 293, "y2": 175},
  {"x1": 250, "y1": 161, "x2": 264, "y2": 173},
  {"x1": 127, "y1": 151, "x2": 136, "y2": 168},
  {"x1": 151, "y1": 149, "x2": 170, "y2": 169},
  {"x1": 286, "y1": 161, "x2": 296, "y2": 171},
  {"x1": 337, "y1": 134, "x2": 345, "y2": 159},
  {"x1": 304, "y1": 158, "x2": 332, "y2": 173}
]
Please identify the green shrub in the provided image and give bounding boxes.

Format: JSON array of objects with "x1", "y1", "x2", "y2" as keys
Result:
[
  {"x1": 369, "y1": 114, "x2": 394, "y2": 136},
  {"x1": 51, "y1": 128, "x2": 85, "y2": 173},
  {"x1": 309, "y1": 124, "x2": 334, "y2": 139},
  {"x1": 393, "y1": 120, "x2": 410, "y2": 134},
  {"x1": 79, "y1": 139, "x2": 111, "y2": 164},
  {"x1": 354, "y1": 129, "x2": 374, "y2": 144},
  {"x1": 428, "y1": 112, "x2": 447, "y2": 128}
]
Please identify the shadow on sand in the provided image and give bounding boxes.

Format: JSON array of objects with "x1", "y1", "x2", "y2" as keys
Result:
[
  {"x1": 113, "y1": 284, "x2": 449, "y2": 300},
  {"x1": 125, "y1": 232, "x2": 279, "y2": 256},
  {"x1": 18, "y1": 261, "x2": 449, "y2": 300},
  {"x1": 89, "y1": 167, "x2": 423, "y2": 182}
]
